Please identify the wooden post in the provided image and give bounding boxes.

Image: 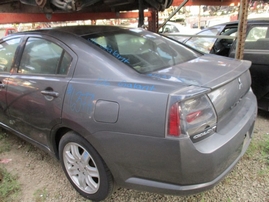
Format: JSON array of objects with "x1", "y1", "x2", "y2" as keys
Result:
[{"x1": 235, "y1": 0, "x2": 249, "y2": 59}]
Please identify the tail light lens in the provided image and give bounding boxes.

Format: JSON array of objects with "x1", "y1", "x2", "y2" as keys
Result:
[
  {"x1": 168, "y1": 102, "x2": 180, "y2": 136},
  {"x1": 167, "y1": 95, "x2": 217, "y2": 141}
]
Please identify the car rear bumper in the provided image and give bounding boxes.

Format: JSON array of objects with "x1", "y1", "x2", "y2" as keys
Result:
[
  {"x1": 125, "y1": 121, "x2": 254, "y2": 195},
  {"x1": 124, "y1": 90, "x2": 257, "y2": 195}
]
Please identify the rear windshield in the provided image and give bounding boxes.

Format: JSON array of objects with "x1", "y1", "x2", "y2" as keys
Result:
[{"x1": 81, "y1": 28, "x2": 201, "y2": 73}]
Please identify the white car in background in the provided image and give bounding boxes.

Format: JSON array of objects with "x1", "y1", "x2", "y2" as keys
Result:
[{"x1": 159, "y1": 21, "x2": 201, "y2": 42}]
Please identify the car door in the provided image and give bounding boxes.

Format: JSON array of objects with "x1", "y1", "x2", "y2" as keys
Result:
[
  {"x1": 0, "y1": 37, "x2": 21, "y2": 124},
  {"x1": 184, "y1": 24, "x2": 237, "y2": 56},
  {"x1": 6, "y1": 36, "x2": 76, "y2": 147},
  {"x1": 184, "y1": 26, "x2": 225, "y2": 53},
  {"x1": 210, "y1": 25, "x2": 237, "y2": 56}
]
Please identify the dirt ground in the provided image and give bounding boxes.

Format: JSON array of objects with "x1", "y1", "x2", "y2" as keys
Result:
[{"x1": 0, "y1": 110, "x2": 269, "y2": 202}]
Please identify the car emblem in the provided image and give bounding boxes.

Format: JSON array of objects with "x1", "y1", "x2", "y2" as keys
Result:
[{"x1": 238, "y1": 78, "x2": 242, "y2": 90}]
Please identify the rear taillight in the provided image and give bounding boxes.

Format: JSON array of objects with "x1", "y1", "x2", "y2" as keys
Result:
[
  {"x1": 167, "y1": 95, "x2": 217, "y2": 141},
  {"x1": 168, "y1": 102, "x2": 180, "y2": 137},
  {"x1": 182, "y1": 95, "x2": 217, "y2": 140}
]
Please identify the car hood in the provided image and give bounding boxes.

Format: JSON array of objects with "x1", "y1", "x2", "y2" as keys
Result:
[{"x1": 147, "y1": 54, "x2": 251, "y2": 89}]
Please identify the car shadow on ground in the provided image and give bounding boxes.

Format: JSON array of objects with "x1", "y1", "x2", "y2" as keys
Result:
[{"x1": 258, "y1": 109, "x2": 269, "y2": 119}]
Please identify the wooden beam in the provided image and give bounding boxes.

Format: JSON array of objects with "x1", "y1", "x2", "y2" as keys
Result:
[
  {"x1": 172, "y1": 0, "x2": 241, "y2": 6},
  {"x1": 235, "y1": 0, "x2": 248, "y2": 59},
  {"x1": 0, "y1": 11, "x2": 152, "y2": 24}
]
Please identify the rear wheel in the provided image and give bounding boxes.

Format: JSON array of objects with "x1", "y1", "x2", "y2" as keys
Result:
[{"x1": 59, "y1": 131, "x2": 113, "y2": 201}]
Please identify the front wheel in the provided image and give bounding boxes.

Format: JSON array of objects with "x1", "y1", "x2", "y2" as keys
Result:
[{"x1": 59, "y1": 131, "x2": 114, "y2": 201}]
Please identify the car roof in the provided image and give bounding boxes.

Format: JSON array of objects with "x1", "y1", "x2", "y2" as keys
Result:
[
  {"x1": 16, "y1": 25, "x2": 131, "y2": 37},
  {"x1": 53, "y1": 25, "x2": 130, "y2": 35},
  {"x1": 210, "y1": 17, "x2": 269, "y2": 27}
]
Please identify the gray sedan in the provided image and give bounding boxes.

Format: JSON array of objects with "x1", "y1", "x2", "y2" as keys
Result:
[{"x1": 0, "y1": 26, "x2": 257, "y2": 201}]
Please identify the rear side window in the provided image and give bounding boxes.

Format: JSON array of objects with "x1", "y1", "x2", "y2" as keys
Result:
[
  {"x1": 244, "y1": 26, "x2": 269, "y2": 50},
  {"x1": 19, "y1": 37, "x2": 72, "y2": 75},
  {"x1": 59, "y1": 52, "x2": 72, "y2": 74},
  {"x1": 83, "y1": 28, "x2": 201, "y2": 73},
  {"x1": 246, "y1": 26, "x2": 268, "y2": 41},
  {"x1": 0, "y1": 38, "x2": 20, "y2": 72}
]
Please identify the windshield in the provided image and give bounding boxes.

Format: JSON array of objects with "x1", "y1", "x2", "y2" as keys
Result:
[{"x1": 82, "y1": 28, "x2": 201, "y2": 73}]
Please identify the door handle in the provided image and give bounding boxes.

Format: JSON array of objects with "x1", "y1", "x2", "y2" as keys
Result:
[{"x1": 41, "y1": 90, "x2": 59, "y2": 98}]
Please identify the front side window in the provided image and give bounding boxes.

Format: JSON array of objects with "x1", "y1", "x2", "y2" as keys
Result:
[
  {"x1": 0, "y1": 38, "x2": 20, "y2": 72},
  {"x1": 83, "y1": 28, "x2": 201, "y2": 73},
  {"x1": 19, "y1": 37, "x2": 72, "y2": 75}
]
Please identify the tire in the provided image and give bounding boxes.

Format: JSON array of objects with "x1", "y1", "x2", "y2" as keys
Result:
[{"x1": 59, "y1": 131, "x2": 114, "y2": 201}]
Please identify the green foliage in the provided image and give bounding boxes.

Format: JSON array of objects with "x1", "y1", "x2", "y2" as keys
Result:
[
  {"x1": 245, "y1": 139, "x2": 260, "y2": 158},
  {"x1": 262, "y1": 136, "x2": 269, "y2": 153},
  {"x1": 261, "y1": 135, "x2": 269, "y2": 165},
  {"x1": 0, "y1": 167, "x2": 20, "y2": 201},
  {"x1": 246, "y1": 133, "x2": 269, "y2": 166},
  {"x1": 0, "y1": 132, "x2": 8, "y2": 141}
]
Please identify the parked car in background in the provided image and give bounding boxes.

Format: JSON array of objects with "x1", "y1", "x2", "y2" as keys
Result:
[
  {"x1": 159, "y1": 21, "x2": 200, "y2": 41},
  {"x1": 0, "y1": 27, "x2": 16, "y2": 38},
  {"x1": 191, "y1": 20, "x2": 208, "y2": 29},
  {"x1": 184, "y1": 18, "x2": 269, "y2": 111},
  {"x1": 0, "y1": 26, "x2": 257, "y2": 201}
]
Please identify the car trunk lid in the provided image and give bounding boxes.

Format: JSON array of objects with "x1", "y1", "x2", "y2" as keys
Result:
[
  {"x1": 151, "y1": 54, "x2": 252, "y2": 128},
  {"x1": 150, "y1": 54, "x2": 251, "y2": 90}
]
